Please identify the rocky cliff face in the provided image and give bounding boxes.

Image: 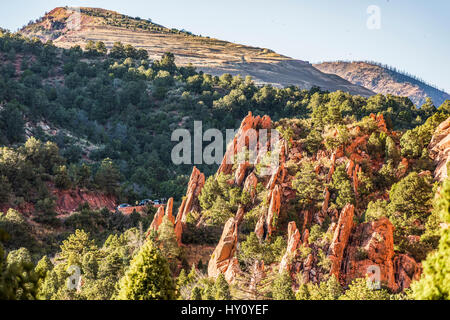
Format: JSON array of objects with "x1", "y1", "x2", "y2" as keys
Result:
[{"x1": 429, "y1": 116, "x2": 450, "y2": 181}]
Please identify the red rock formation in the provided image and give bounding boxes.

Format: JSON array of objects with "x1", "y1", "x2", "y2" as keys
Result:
[
  {"x1": 302, "y1": 229, "x2": 309, "y2": 246},
  {"x1": 346, "y1": 136, "x2": 368, "y2": 158},
  {"x1": 342, "y1": 217, "x2": 398, "y2": 291},
  {"x1": 266, "y1": 184, "x2": 282, "y2": 237},
  {"x1": 208, "y1": 208, "x2": 243, "y2": 282},
  {"x1": 301, "y1": 209, "x2": 312, "y2": 235},
  {"x1": 266, "y1": 163, "x2": 284, "y2": 191},
  {"x1": 165, "y1": 197, "x2": 175, "y2": 224},
  {"x1": 243, "y1": 172, "x2": 258, "y2": 200},
  {"x1": 322, "y1": 187, "x2": 330, "y2": 214},
  {"x1": 328, "y1": 204, "x2": 355, "y2": 279},
  {"x1": 218, "y1": 112, "x2": 272, "y2": 175},
  {"x1": 146, "y1": 198, "x2": 176, "y2": 240},
  {"x1": 149, "y1": 206, "x2": 165, "y2": 232},
  {"x1": 353, "y1": 164, "x2": 361, "y2": 196},
  {"x1": 254, "y1": 214, "x2": 265, "y2": 240},
  {"x1": 279, "y1": 222, "x2": 301, "y2": 273},
  {"x1": 327, "y1": 152, "x2": 336, "y2": 182},
  {"x1": 53, "y1": 189, "x2": 116, "y2": 213},
  {"x1": 428, "y1": 116, "x2": 450, "y2": 181},
  {"x1": 255, "y1": 184, "x2": 282, "y2": 240},
  {"x1": 235, "y1": 161, "x2": 250, "y2": 186},
  {"x1": 393, "y1": 254, "x2": 421, "y2": 292},
  {"x1": 346, "y1": 159, "x2": 355, "y2": 177},
  {"x1": 175, "y1": 166, "x2": 205, "y2": 225},
  {"x1": 174, "y1": 220, "x2": 183, "y2": 247},
  {"x1": 398, "y1": 157, "x2": 409, "y2": 177},
  {"x1": 174, "y1": 167, "x2": 205, "y2": 245}
]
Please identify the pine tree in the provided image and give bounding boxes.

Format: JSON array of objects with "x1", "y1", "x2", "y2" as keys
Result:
[
  {"x1": 157, "y1": 216, "x2": 181, "y2": 272},
  {"x1": 191, "y1": 286, "x2": 202, "y2": 300},
  {"x1": 411, "y1": 179, "x2": 450, "y2": 299},
  {"x1": 116, "y1": 240, "x2": 176, "y2": 300},
  {"x1": 339, "y1": 278, "x2": 390, "y2": 300},
  {"x1": 331, "y1": 164, "x2": 355, "y2": 209},
  {"x1": 214, "y1": 274, "x2": 231, "y2": 300},
  {"x1": 272, "y1": 271, "x2": 295, "y2": 300},
  {"x1": 54, "y1": 165, "x2": 72, "y2": 190}
]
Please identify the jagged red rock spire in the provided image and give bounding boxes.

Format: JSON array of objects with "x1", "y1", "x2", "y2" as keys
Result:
[{"x1": 174, "y1": 166, "x2": 205, "y2": 245}]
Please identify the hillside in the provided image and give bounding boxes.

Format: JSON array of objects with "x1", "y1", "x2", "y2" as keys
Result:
[
  {"x1": 1, "y1": 9, "x2": 450, "y2": 301},
  {"x1": 19, "y1": 7, "x2": 375, "y2": 96},
  {"x1": 314, "y1": 61, "x2": 450, "y2": 106}
]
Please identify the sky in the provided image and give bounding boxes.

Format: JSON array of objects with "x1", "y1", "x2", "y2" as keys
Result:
[{"x1": 1, "y1": 0, "x2": 449, "y2": 93}]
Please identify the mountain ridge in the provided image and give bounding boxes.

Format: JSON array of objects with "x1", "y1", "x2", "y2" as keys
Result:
[
  {"x1": 18, "y1": 6, "x2": 375, "y2": 97},
  {"x1": 314, "y1": 61, "x2": 450, "y2": 106}
]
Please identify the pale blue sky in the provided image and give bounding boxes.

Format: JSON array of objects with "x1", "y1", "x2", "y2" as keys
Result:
[{"x1": 1, "y1": 0, "x2": 449, "y2": 93}]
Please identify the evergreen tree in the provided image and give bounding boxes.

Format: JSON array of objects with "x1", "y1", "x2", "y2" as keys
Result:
[
  {"x1": 292, "y1": 160, "x2": 323, "y2": 210},
  {"x1": 339, "y1": 278, "x2": 390, "y2": 300},
  {"x1": 116, "y1": 240, "x2": 176, "y2": 300},
  {"x1": 214, "y1": 274, "x2": 231, "y2": 300},
  {"x1": 54, "y1": 165, "x2": 72, "y2": 190},
  {"x1": 330, "y1": 164, "x2": 355, "y2": 209},
  {"x1": 94, "y1": 158, "x2": 121, "y2": 196},
  {"x1": 272, "y1": 271, "x2": 294, "y2": 300},
  {"x1": 191, "y1": 286, "x2": 202, "y2": 300},
  {"x1": 157, "y1": 215, "x2": 181, "y2": 272},
  {"x1": 411, "y1": 179, "x2": 450, "y2": 299}
]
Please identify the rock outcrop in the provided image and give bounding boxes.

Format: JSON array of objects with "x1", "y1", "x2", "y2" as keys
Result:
[
  {"x1": 328, "y1": 204, "x2": 355, "y2": 279},
  {"x1": 429, "y1": 116, "x2": 450, "y2": 181},
  {"x1": 199, "y1": 112, "x2": 426, "y2": 292},
  {"x1": 175, "y1": 167, "x2": 205, "y2": 245},
  {"x1": 341, "y1": 217, "x2": 421, "y2": 292},
  {"x1": 235, "y1": 162, "x2": 250, "y2": 186},
  {"x1": 393, "y1": 254, "x2": 422, "y2": 292},
  {"x1": 148, "y1": 198, "x2": 175, "y2": 233},
  {"x1": 279, "y1": 222, "x2": 301, "y2": 273},
  {"x1": 165, "y1": 197, "x2": 175, "y2": 224},
  {"x1": 243, "y1": 172, "x2": 258, "y2": 200},
  {"x1": 208, "y1": 207, "x2": 243, "y2": 282},
  {"x1": 176, "y1": 167, "x2": 205, "y2": 224},
  {"x1": 218, "y1": 112, "x2": 272, "y2": 176},
  {"x1": 342, "y1": 217, "x2": 397, "y2": 290},
  {"x1": 266, "y1": 185, "x2": 282, "y2": 237},
  {"x1": 255, "y1": 184, "x2": 282, "y2": 240},
  {"x1": 148, "y1": 206, "x2": 165, "y2": 233},
  {"x1": 53, "y1": 189, "x2": 116, "y2": 213}
]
